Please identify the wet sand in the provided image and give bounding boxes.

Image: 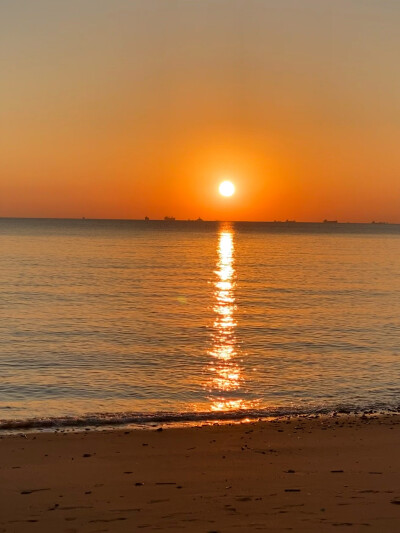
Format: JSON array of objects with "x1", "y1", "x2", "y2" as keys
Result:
[{"x1": 1, "y1": 414, "x2": 400, "y2": 532}]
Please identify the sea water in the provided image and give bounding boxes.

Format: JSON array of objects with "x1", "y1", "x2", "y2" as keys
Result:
[{"x1": 1, "y1": 218, "x2": 400, "y2": 429}]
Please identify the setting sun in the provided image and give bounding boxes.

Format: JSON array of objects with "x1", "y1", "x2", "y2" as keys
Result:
[{"x1": 219, "y1": 181, "x2": 236, "y2": 197}]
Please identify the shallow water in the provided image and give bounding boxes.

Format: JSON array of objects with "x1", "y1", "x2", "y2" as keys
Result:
[{"x1": 1, "y1": 218, "x2": 400, "y2": 429}]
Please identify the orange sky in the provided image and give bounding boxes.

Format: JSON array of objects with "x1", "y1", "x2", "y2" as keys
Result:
[{"x1": 1, "y1": 0, "x2": 400, "y2": 222}]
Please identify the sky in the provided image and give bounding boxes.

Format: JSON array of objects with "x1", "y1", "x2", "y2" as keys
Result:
[{"x1": 1, "y1": 0, "x2": 400, "y2": 222}]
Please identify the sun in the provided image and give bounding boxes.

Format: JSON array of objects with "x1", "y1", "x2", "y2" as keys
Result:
[{"x1": 219, "y1": 180, "x2": 235, "y2": 197}]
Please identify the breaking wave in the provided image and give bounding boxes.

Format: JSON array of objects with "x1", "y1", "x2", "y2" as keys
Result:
[{"x1": 1, "y1": 402, "x2": 399, "y2": 432}]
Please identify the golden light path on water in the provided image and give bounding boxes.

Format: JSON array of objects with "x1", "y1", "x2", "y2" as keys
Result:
[{"x1": 207, "y1": 223, "x2": 258, "y2": 412}]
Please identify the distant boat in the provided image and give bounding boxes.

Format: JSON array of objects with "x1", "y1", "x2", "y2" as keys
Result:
[
  {"x1": 196, "y1": 217, "x2": 203, "y2": 222},
  {"x1": 164, "y1": 216, "x2": 175, "y2": 221},
  {"x1": 285, "y1": 219, "x2": 296, "y2": 223},
  {"x1": 323, "y1": 219, "x2": 338, "y2": 223},
  {"x1": 144, "y1": 216, "x2": 150, "y2": 221}
]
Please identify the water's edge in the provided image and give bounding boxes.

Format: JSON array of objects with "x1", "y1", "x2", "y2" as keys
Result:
[{"x1": 2, "y1": 402, "x2": 400, "y2": 433}]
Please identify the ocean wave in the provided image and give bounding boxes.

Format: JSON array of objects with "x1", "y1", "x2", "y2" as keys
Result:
[{"x1": 1, "y1": 402, "x2": 399, "y2": 431}]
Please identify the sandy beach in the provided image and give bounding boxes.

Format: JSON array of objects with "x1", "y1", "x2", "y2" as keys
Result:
[{"x1": 1, "y1": 414, "x2": 400, "y2": 532}]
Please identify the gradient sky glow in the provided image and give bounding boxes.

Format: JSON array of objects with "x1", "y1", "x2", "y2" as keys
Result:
[{"x1": 1, "y1": 0, "x2": 400, "y2": 221}]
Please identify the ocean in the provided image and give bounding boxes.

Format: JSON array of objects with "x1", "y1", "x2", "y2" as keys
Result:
[{"x1": 1, "y1": 218, "x2": 400, "y2": 430}]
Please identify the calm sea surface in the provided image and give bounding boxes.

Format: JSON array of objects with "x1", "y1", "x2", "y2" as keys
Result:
[{"x1": 1, "y1": 218, "x2": 400, "y2": 429}]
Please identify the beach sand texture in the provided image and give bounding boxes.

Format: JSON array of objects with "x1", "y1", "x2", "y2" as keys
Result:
[{"x1": 1, "y1": 415, "x2": 400, "y2": 532}]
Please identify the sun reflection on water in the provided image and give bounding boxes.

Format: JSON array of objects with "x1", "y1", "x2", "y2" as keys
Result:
[{"x1": 206, "y1": 223, "x2": 257, "y2": 412}]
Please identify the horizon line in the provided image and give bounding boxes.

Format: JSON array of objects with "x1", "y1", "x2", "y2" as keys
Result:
[{"x1": 0, "y1": 216, "x2": 398, "y2": 225}]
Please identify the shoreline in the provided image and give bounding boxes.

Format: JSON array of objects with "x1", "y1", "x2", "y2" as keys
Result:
[
  {"x1": 2, "y1": 405, "x2": 400, "y2": 434},
  {"x1": 2, "y1": 414, "x2": 400, "y2": 531}
]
